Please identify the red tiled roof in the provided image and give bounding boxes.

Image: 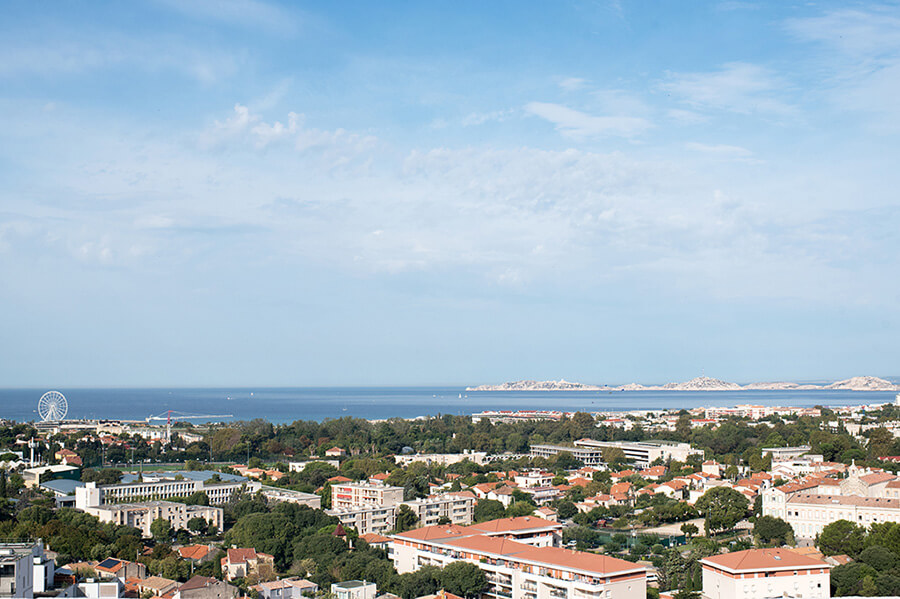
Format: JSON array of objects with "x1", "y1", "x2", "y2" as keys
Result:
[
  {"x1": 702, "y1": 548, "x2": 829, "y2": 572},
  {"x1": 226, "y1": 548, "x2": 258, "y2": 564},
  {"x1": 466, "y1": 516, "x2": 559, "y2": 533}
]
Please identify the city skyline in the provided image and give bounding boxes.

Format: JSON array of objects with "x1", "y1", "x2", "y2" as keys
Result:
[{"x1": 2, "y1": 1, "x2": 899, "y2": 386}]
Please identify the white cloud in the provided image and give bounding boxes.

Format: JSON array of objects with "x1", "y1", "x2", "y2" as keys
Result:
[
  {"x1": 461, "y1": 109, "x2": 515, "y2": 127},
  {"x1": 524, "y1": 102, "x2": 652, "y2": 139},
  {"x1": 686, "y1": 142, "x2": 754, "y2": 158},
  {"x1": 660, "y1": 62, "x2": 795, "y2": 116},
  {"x1": 559, "y1": 77, "x2": 588, "y2": 91}
]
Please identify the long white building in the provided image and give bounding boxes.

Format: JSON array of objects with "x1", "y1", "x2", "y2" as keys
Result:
[
  {"x1": 390, "y1": 517, "x2": 645, "y2": 599},
  {"x1": 84, "y1": 500, "x2": 224, "y2": 538},
  {"x1": 75, "y1": 476, "x2": 259, "y2": 510},
  {"x1": 531, "y1": 439, "x2": 698, "y2": 468}
]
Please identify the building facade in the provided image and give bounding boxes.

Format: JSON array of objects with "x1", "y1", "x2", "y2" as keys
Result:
[
  {"x1": 391, "y1": 520, "x2": 645, "y2": 599},
  {"x1": 331, "y1": 482, "x2": 404, "y2": 509},
  {"x1": 701, "y1": 548, "x2": 830, "y2": 599},
  {"x1": 86, "y1": 501, "x2": 223, "y2": 538}
]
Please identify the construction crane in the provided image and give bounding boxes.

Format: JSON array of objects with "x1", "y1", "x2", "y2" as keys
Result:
[{"x1": 146, "y1": 410, "x2": 233, "y2": 443}]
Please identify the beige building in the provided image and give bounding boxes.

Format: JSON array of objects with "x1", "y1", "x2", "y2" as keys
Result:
[
  {"x1": 85, "y1": 500, "x2": 223, "y2": 538},
  {"x1": 221, "y1": 548, "x2": 275, "y2": 582},
  {"x1": 402, "y1": 494, "x2": 475, "y2": 527},
  {"x1": 701, "y1": 548, "x2": 830, "y2": 599},
  {"x1": 328, "y1": 504, "x2": 396, "y2": 536},
  {"x1": 331, "y1": 482, "x2": 404, "y2": 509},
  {"x1": 763, "y1": 465, "x2": 900, "y2": 539}
]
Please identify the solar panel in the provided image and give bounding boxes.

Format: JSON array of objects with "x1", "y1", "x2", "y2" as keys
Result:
[{"x1": 97, "y1": 558, "x2": 121, "y2": 569}]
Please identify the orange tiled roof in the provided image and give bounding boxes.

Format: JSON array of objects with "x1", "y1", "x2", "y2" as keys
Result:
[{"x1": 702, "y1": 548, "x2": 829, "y2": 572}]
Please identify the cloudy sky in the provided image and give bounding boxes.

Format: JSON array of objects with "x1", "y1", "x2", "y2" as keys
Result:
[{"x1": 2, "y1": 1, "x2": 899, "y2": 386}]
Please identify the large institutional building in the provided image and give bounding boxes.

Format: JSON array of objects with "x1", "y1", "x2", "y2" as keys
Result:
[
  {"x1": 83, "y1": 500, "x2": 224, "y2": 538},
  {"x1": 75, "y1": 475, "x2": 260, "y2": 509},
  {"x1": 530, "y1": 439, "x2": 699, "y2": 468},
  {"x1": 762, "y1": 465, "x2": 900, "y2": 539},
  {"x1": 390, "y1": 517, "x2": 646, "y2": 599}
]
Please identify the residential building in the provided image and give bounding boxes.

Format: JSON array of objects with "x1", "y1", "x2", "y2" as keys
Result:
[
  {"x1": 221, "y1": 548, "x2": 275, "y2": 582},
  {"x1": 760, "y1": 446, "x2": 812, "y2": 461},
  {"x1": 138, "y1": 576, "x2": 180, "y2": 596},
  {"x1": 331, "y1": 580, "x2": 377, "y2": 599},
  {"x1": 391, "y1": 519, "x2": 645, "y2": 599},
  {"x1": 331, "y1": 482, "x2": 404, "y2": 509},
  {"x1": 402, "y1": 494, "x2": 475, "y2": 527},
  {"x1": 0, "y1": 541, "x2": 45, "y2": 598},
  {"x1": 85, "y1": 501, "x2": 223, "y2": 538},
  {"x1": 328, "y1": 504, "x2": 397, "y2": 536},
  {"x1": 94, "y1": 557, "x2": 146, "y2": 580},
  {"x1": 179, "y1": 544, "x2": 216, "y2": 564},
  {"x1": 326, "y1": 447, "x2": 347, "y2": 458},
  {"x1": 253, "y1": 577, "x2": 318, "y2": 599},
  {"x1": 394, "y1": 451, "x2": 488, "y2": 467},
  {"x1": 701, "y1": 548, "x2": 830, "y2": 599},
  {"x1": 175, "y1": 576, "x2": 238, "y2": 599},
  {"x1": 261, "y1": 487, "x2": 322, "y2": 508}
]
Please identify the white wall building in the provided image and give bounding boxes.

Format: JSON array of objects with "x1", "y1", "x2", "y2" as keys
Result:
[
  {"x1": 331, "y1": 482, "x2": 404, "y2": 509},
  {"x1": 0, "y1": 542, "x2": 43, "y2": 599},
  {"x1": 85, "y1": 500, "x2": 223, "y2": 538},
  {"x1": 403, "y1": 494, "x2": 475, "y2": 527},
  {"x1": 75, "y1": 477, "x2": 259, "y2": 509},
  {"x1": 391, "y1": 518, "x2": 645, "y2": 599},
  {"x1": 701, "y1": 548, "x2": 830, "y2": 599}
]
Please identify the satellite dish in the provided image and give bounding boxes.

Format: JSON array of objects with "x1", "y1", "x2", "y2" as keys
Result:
[{"x1": 38, "y1": 391, "x2": 68, "y2": 422}]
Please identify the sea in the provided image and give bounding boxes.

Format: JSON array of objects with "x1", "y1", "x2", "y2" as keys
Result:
[{"x1": 1, "y1": 387, "x2": 898, "y2": 425}]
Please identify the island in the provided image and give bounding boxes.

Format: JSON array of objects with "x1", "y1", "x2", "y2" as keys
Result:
[{"x1": 467, "y1": 375, "x2": 900, "y2": 392}]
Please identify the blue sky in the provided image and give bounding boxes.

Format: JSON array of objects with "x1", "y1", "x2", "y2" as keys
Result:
[{"x1": 2, "y1": 1, "x2": 899, "y2": 386}]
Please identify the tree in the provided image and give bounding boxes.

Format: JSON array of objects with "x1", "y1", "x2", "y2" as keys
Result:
[
  {"x1": 859, "y1": 545, "x2": 897, "y2": 572},
  {"x1": 150, "y1": 518, "x2": 172, "y2": 541},
  {"x1": 868, "y1": 427, "x2": 894, "y2": 459},
  {"x1": 187, "y1": 517, "x2": 208, "y2": 535},
  {"x1": 474, "y1": 499, "x2": 505, "y2": 523},
  {"x1": 752, "y1": 516, "x2": 794, "y2": 546},
  {"x1": 441, "y1": 561, "x2": 488, "y2": 598},
  {"x1": 601, "y1": 447, "x2": 627, "y2": 467},
  {"x1": 680, "y1": 523, "x2": 699, "y2": 539},
  {"x1": 555, "y1": 451, "x2": 582, "y2": 471},
  {"x1": 395, "y1": 504, "x2": 418, "y2": 532},
  {"x1": 694, "y1": 487, "x2": 748, "y2": 536},
  {"x1": 818, "y1": 519, "x2": 865, "y2": 557},
  {"x1": 556, "y1": 501, "x2": 578, "y2": 520}
]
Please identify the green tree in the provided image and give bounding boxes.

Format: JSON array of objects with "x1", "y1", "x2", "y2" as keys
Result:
[
  {"x1": 150, "y1": 518, "x2": 172, "y2": 541},
  {"x1": 556, "y1": 501, "x2": 578, "y2": 520},
  {"x1": 859, "y1": 545, "x2": 897, "y2": 572},
  {"x1": 474, "y1": 499, "x2": 505, "y2": 523},
  {"x1": 680, "y1": 523, "x2": 699, "y2": 539},
  {"x1": 752, "y1": 516, "x2": 794, "y2": 546},
  {"x1": 694, "y1": 487, "x2": 748, "y2": 536},
  {"x1": 187, "y1": 517, "x2": 208, "y2": 535},
  {"x1": 818, "y1": 520, "x2": 865, "y2": 557},
  {"x1": 395, "y1": 504, "x2": 418, "y2": 532},
  {"x1": 441, "y1": 561, "x2": 488, "y2": 598}
]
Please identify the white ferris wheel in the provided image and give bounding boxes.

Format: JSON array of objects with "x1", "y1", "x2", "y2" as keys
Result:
[{"x1": 38, "y1": 390, "x2": 68, "y2": 422}]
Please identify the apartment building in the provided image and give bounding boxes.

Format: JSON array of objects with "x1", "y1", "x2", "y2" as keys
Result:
[
  {"x1": 85, "y1": 500, "x2": 223, "y2": 538},
  {"x1": 328, "y1": 504, "x2": 397, "y2": 536},
  {"x1": 403, "y1": 494, "x2": 475, "y2": 527},
  {"x1": 75, "y1": 476, "x2": 259, "y2": 509},
  {"x1": 331, "y1": 482, "x2": 404, "y2": 509},
  {"x1": 331, "y1": 580, "x2": 376, "y2": 599},
  {"x1": 391, "y1": 518, "x2": 645, "y2": 599},
  {"x1": 701, "y1": 548, "x2": 830, "y2": 599},
  {"x1": 394, "y1": 451, "x2": 489, "y2": 467},
  {"x1": 0, "y1": 542, "x2": 46, "y2": 599}
]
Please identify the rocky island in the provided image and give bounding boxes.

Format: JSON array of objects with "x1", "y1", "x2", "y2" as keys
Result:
[{"x1": 468, "y1": 375, "x2": 899, "y2": 392}]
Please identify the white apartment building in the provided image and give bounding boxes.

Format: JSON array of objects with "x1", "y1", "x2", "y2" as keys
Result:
[
  {"x1": 515, "y1": 472, "x2": 555, "y2": 488},
  {"x1": 331, "y1": 580, "x2": 376, "y2": 599},
  {"x1": 403, "y1": 494, "x2": 475, "y2": 527},
  {"x1": 331, "y1": 482, "x2": 404, "y2": 509},
  {"x1": 328, "y1": 504, "x2": 397, "y2": 536},
  {"x1": 391, "y1": 519, "x2": 645, "y2": 599},
  {"x1": 75, "y1": 477, "x2": 259, "y2": 509},
  {"x1": 0, "y1": 542, "x2": 47, "y2": 599},
  {"x1": 701, "y1": 548, "x2": 830, "y2": 599},
  {"x1": 531, "y1": 440, "x2": 698, "y2": 469},
  {"x1": 85, "y1": 500, "x2": 223, "y2": 538}
]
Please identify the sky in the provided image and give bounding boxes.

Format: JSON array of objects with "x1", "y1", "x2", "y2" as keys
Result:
[{"x1": 1, "y1": 1, "x2": 899, "y2": 387}]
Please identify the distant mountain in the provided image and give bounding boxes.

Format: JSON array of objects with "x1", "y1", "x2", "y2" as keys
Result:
[
  {"x1": 466, "y1": 379, "x2": 602, "y2": 391},
  {"x1": 467, "y1": 375, "x2": 900, "y2": 392},
  {"x1": 824, "y1": 376, "x2": 899, "y2": 391}
]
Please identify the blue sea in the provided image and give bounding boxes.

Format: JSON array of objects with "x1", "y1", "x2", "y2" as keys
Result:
[{"x1": 0, "y1": 387, "x2": 897, "y2": 424}]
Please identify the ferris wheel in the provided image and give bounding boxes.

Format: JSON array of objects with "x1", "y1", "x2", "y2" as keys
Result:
[{"x1": 38, "y1": 391, "x2": 68, "y2": 422}]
